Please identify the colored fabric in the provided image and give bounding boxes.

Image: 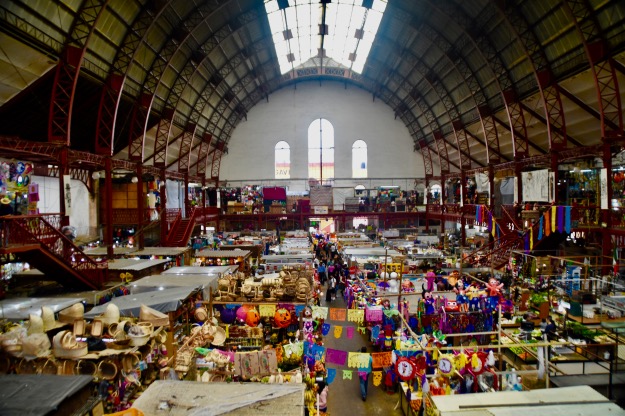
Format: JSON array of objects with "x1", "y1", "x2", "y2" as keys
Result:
[
  {"x1": 312, "y1": 344, "x2": 326, "y2": 361},
  {"x1": 530, "y1": 227, "x2": 533, "y2": 250},
  {"x1": 348, "y1": 352, "x2": 372, "y2": 369},
  {"x1": 545, "y1": 211, "x2": 551, "y2": 236},
  {"x1": 524, "y1": 232, "x2": 529, "y2": 251},
  {"x1": 327, "y1": 368, "x2": 337, "y2": 384},
  {"x1": 329, "y1": 308, "x2": 346, "y2": 321},
  {"x1": 565, "y1": 206, "x2": 571, "y2": 234},
  {"x1": 333, "y1": 325, "x2": 343, "y2": 338},
  {"x1": 346, "y1": 326, "x2": 354, "y2": 339},
  {"x1": 294, "y1": 305, "x2": 306, "y2": 316},
  {"x1": 372, "y1": 371, "x2": 383, "y2": 386},
  {"x1": 322, "y1": 323, "x2": 331, "y2": 336},
  {"x1": 312, "y1": 306, "x2": 328, "y2": 320},
  {"x1": 326, "y1": 348, "x2": 348, "y2": 366},
  {"x1": 551, "y1": 206, "x2": 557, "y2": 231},
  {"x1": 558, "y1": 206, "x2": 565, "y2": 233},
  {"x1": 258, "y1": 304, "x2": 276, "y2": 318},
  {"x1": 371, "y1": 351, "x2": 393, "y2": 369},
  {"x1": 365, "y1": 307, "x2": 383, "y2": 322},
  {"x1": 347, "y1": 309, "x2": 365, "y2": 324},
  {"x1": 343, "y1": 370, "x2": 353, "y2": 380},
  {"x1": 538, "y1": 215, "x2": 543, "y2": 240}
]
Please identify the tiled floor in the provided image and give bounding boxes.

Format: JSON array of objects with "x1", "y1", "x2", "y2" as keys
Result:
[{"x1": 320, "y1": 288, "x2": 404, "y2": 416}]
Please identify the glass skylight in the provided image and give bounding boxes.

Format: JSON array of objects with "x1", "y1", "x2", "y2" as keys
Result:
[{"x1": 265, "y1": 0, "x2": 387, "y2": 75}]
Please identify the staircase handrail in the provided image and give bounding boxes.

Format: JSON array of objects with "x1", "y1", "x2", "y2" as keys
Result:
[
  {"x1": 165, "y1": 210, "x2": 183, "y2": 243},
  {"x1": 500, "y1": 204, "x2": 522, "y2": 232},
  {"x1": 1, "y1": 215, "x2": 106, "y2": 288}
]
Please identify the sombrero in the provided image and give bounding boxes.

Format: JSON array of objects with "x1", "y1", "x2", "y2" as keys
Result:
[
  {"x1": 0, "y1": 197, "x2": 10, "y2": 205},
  {"x1": 27, "y1": 314, "x2": 44, "y2": 335},
  {"x1": 96, "y1": 303, "x2": 120, "y2": 326},
  {"x1": 41, "y1": 306, "x2": 67, "y2": 331},
  {"x1": 58, "y1": 303, "x2": 84, "y2": 324}
]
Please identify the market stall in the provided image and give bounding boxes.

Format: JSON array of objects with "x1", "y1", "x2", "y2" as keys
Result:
[
  {"x1": 83, "y1": 246, "x2": 138, "y2": 259},
  {"x1": 127, "y1": 274, "x2": 221, "y2": 298},
  {"x1": 163, "y1": 265, "x2": 239, "y2": 276},
  {"x1": 194, "y1": 249, "x2": 252, "y2": 273},
  {"x1": 132, "y1": 380, "x2": 305, "y2": 416},
  {"x1": 129, "y1": 247, "x2": 193, "y2": 266},
  {"x1": 106, "y1": 258, "x2": 171, "y2": 282},
  {"x1": 0, "y1": 297, "x2": 87, "y2": 320}
]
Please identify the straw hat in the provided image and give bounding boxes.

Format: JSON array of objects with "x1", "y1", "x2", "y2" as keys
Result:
[
  {"x1": 27, "y1": 314, "x2": 44, "y2": 335},
  {"x1": 97, "y1": 303, "x2": 120, "y2": 326},
  {"x1": 0, "y1": 197, "x2": 10, "y2": 205},
  {"x1": 41, "y1": 306, "x2": 66, "y2": 331},
  {"x1": 210, "y1": 326, "x2": 226, "y2": 346},
  {"x1": 58, "y1": 303, "x2": 84, "y2": 324},
  {"x1": 140, "y1": 304, "x2": 169, "y2": 327}
]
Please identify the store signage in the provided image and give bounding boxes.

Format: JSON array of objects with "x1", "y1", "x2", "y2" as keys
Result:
[{"x1": 314, "y1": 206, "x2": 328, "y2": 214}]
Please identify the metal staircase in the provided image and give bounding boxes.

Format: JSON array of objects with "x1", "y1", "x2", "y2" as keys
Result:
[
  {"x1": 163, "y1": 208, "x2": 197, "y2": 247},
  {"x1": 0, "y1": 215, "x2": 106, "y2": 290}
]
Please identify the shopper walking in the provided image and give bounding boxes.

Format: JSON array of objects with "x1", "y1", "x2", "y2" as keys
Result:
[
  {"x1": 316, "y1": 380, "x2": 328, "y2": 413},
  {"x1": 358, "y1": 346, "x2": 373, "y2": 401}
]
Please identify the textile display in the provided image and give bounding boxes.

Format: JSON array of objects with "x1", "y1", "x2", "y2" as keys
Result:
[
  {"x1": 346, "y1": 327, "x2": 354, "y2": 339},
  {"x1": 258, "y1": 304, "x2": 276, "y2": 318},
  {"x1": 365, "y1": 307, "x2": 383, "y2": 322},
  {"x1": 258, "y1": 349, "x2": 278, "y2": 375},
  {"x1": 372, "y1": 371, "x2": 383, "y2": 386},
  {"x1": 235, "y1": 351, "x2": 260, "y2": 379},
  {"x1": 312, "y1": 306, "x2": 328, "y2": 320},
  {"x1": 371, "y1": 352, "x2": 393, "y2": 369},
  {"x1": 347, "y1": 309, "x2": 364, "y2": 324},
  {"x1": 329, "y1": 308, "x2": 346, "y2": 321},
  {"x1": 333, "y1": 326, "x2": 343, "y2": 338},
  {"x1": 322, "y1": 323, "x2": 331, "y2": 336},
  {"x1": 348, "y1": 352, "x2": 372, "y2": 369},
  {"x1": 312, "y1": 344, "x2": 326, "y2": 361},
  {"x1": 327, "y1": 368, "x2": 337, "y2": 384},
  {"x1": 545, "y1": 210, "x2": 551, "y2": 236},
  {"x1": 343, "y1": 370, "x2": 353, "y2": 380},
  {"x1": 294, "y1": 305, "x2": 306, "y2": 316},
  {"x1": 325, "y1": 349, "x2": 348, "y2": 366}
]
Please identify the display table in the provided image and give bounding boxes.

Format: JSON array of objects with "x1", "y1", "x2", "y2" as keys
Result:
[{"x1": 398, "y1": 382, "x2": 422, "y2": 416}]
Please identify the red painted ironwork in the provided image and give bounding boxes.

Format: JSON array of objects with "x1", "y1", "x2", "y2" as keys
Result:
[
  {"x1": 562, "y1": 0, "x2": 623, "y2": 139},
  {"x1": 152, "y1": 108, "x2": 175, "y2": 167},
  {"x1": 478, "y1": 106, "x2": 500, "y2": 164},
  {"x1": 210, "y1": 141, "x2": 226, "y2": 182},
  {"x1": 503, "y1": 89, "x2": 529, "y2": 159},
  {"x1": 128, "y1": 94, "x2": 151, "y2": 161},
  {"x1": 0, "y1": 215, "x2": 106, "y2": 289},
  {"x1": 194, "y1": 133, "x2": 213, "y2": 176},
  {"x1": 537, "y1": 70, "x2": 567, "y2": 150},
  {"x1": 95, "y1": 74, "x2": 123, "y2": 156},
  {"x1": 434, "y1": 131, "x2": 450, "y2": 174},
  {"x1": 452, "y1": 121, "x2": 472, "y2": 170},
  {"x1": 177, "y1": 124, "x2": 196, "y2": 173},
  {"x1": 419, "y1": 139, "x2": 434, "y2": 178}
]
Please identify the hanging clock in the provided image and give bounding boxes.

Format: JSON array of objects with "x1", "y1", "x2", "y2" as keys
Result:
[
  {"x1": 437, "y1": 354, "x2": 454, "y2": 377},
  {"x1": 395, "y1": 357, "x2": 416, "y2": 381},
  {"x1": 466, "y1": 351, "x2": 487, "y2": 375}
]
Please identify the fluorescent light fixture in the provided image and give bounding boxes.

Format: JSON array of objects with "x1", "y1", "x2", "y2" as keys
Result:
[{"x1": 265, "y1": 0, "x2": 387, "y2": 74}]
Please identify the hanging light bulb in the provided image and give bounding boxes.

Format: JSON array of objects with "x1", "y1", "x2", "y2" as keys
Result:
[
  {"x1": 91, "y1": 171, "x2": 100, "y2": 180},
  {"x1": 131, "y1": 176, "x2": 138, "y2": 183}
]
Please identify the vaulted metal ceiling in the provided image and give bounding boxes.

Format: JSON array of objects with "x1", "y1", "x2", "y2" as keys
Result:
[{"x1": 0, "y1": 0, "x2": 624, "y2": 180}]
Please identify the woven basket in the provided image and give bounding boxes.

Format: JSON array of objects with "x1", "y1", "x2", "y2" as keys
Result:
[
  {"x1": 75, "y1": 359, "x2": 97, "y2": 376},
  {"x1": 37, "y1": 358, "x2": 58, "y2": 375},
  {"x1": 16, "y1": 358, "x2": 37, "y2": 374},
  {"x1": 98, "y1": 360, "x2": 118, "y2": 380}
]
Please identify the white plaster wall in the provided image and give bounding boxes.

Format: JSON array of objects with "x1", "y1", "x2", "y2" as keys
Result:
[
  {"x1": 220, "y1": 80, "x2": 428, "y2": 184},
  {"x1": 31, "y1": 175, "x2": 92, "y2": 236}
]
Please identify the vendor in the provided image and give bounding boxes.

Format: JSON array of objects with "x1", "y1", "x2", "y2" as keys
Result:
[{"x1": 544, "y1": 317, "x2": 557, "y2": 340}]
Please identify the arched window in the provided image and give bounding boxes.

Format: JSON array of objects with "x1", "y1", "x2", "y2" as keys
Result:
[
  {"x1": 352, "y1": 140, "x2": 367, "y2": 178},
  {"x1": 308, "y1": 119, "x2": 334, "y2": 183},
  {"x1": 275, "y1": 141, "x2": 290, "y2": 179}
]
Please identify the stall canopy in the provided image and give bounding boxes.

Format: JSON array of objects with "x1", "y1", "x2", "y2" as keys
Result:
[
  {"x1": 85, "y1": 287, "x2": 198, "y2": 318},
  {"x1": 128, "y1": 274, "x2": 220, "y2": 297},
  {"x1": 133, "y1": 380, "x2": 304, "y2": 416},
  {"x1": 162, "y1": 265, "x2": 237, "y2": 275},
  {"x1": 0, "y1": 297, "x2": 87, "y2": 320},
  {"x1": 0, "y1": 374, "x2": 93, "y2": 416}
]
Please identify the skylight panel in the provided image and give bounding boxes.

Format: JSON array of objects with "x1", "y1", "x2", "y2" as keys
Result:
[{"x1": 265, "y1": 0, "x2": 387, "y2": 75}]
